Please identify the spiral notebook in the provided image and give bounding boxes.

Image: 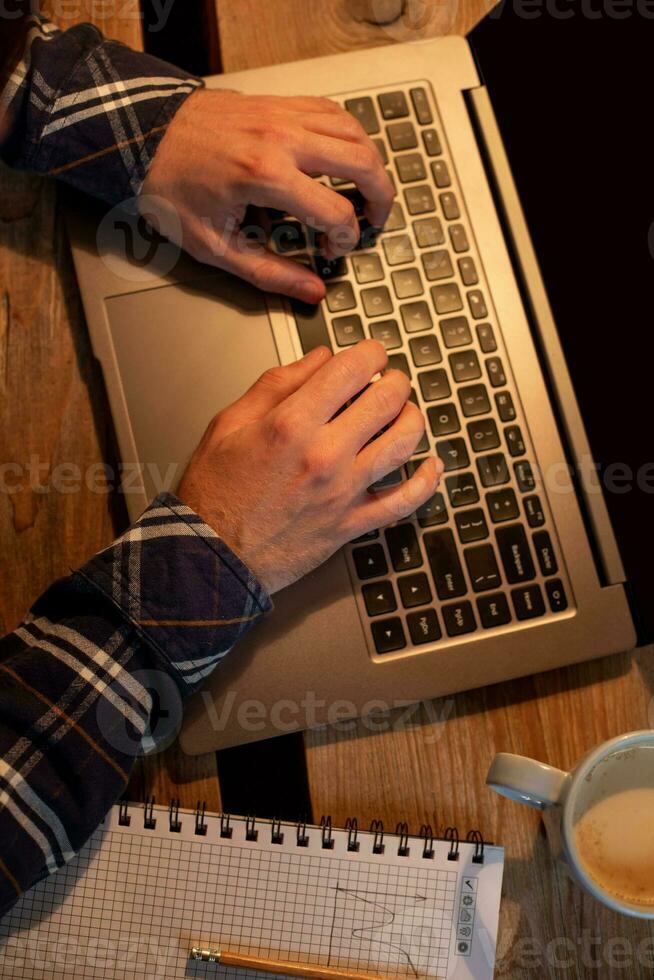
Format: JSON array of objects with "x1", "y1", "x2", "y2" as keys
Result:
[{"x1": 0, "y1": 802, "x2": 504, "y2": 980}]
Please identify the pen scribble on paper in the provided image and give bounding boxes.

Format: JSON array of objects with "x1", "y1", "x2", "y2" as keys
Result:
[{"x1": 327, "y1": 883, "x2": 426, "y2": 977}]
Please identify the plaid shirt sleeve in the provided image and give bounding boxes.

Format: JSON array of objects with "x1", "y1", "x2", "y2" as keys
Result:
[
  {"x1": 0, "y1": 493, "x2": 272, "y2": 919},
  {"x1": 0, "y1": 14, "x2": 203, "y2": 203}
]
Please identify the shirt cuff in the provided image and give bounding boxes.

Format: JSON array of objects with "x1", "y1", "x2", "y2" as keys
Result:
[{"x1": 76, "y1": 493, "x2": 273, "y2": 694}]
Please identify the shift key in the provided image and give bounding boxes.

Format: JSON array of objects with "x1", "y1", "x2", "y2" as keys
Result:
[{"x1": 424, "y1": 528, "x2": 467, "y2": 599}]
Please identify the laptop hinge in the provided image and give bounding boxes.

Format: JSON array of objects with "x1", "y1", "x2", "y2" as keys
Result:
[{"x1": 465, "y1": 85, "x2": 626, "y2": 587}]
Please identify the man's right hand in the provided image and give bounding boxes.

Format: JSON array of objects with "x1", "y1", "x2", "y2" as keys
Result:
[{"x1": 177, "y1": 340, "x2": 444, "y2": 595}]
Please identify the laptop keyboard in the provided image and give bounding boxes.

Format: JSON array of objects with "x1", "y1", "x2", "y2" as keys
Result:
[{"x1": 270, "y1": 82, "x2": 573, "y2": 659}]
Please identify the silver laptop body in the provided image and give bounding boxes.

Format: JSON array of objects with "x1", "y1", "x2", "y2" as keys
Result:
[{"x1": 67, "y1": 36, "x2": 636, "y2": 753}]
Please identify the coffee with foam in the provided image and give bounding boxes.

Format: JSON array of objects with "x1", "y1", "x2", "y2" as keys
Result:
[{"x1": 573, "y1": 745, "x2": 654, "y2": 908}]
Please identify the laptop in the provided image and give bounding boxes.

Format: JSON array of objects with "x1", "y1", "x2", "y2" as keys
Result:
[{"x1": 67, "y1": 22, "x2": 642, "y2": 753}]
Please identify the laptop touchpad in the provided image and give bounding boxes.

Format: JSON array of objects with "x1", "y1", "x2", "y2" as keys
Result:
[{"x1": 105, "y1": 273, "x2": 280, "y2": 501}]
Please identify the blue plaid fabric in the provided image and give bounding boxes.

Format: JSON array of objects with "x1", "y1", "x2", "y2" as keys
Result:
[
  {"x1": 0, "y1": 14, "x2": 203, "y2": 202},
  {"x1": 0, "y1": 21, "x2": 273, "y2": 917},
  {"x1": 0, "y1": 494, "x2": 272, "y2": 918}
]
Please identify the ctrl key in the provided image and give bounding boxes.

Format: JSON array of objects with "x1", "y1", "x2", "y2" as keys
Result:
[
  {"x1": 407, "y1": 608, "x2": 442, "y2": 645},
  {"x1": 372, "y1": 617, "x2": 406, "y2": 654}
]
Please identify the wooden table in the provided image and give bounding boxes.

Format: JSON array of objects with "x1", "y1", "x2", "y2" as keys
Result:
[{"x1": 2, "y1": 0, "x2": 653, "y2": 976}]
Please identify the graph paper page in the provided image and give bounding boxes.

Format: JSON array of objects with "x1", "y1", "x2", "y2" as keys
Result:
[{"x1": 0, "y1": 805, "x2": 503, "y2": 980}]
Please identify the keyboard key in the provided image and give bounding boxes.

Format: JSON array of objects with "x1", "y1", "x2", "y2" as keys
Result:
[
  {"x1": 430, "y1": 159, "x2": 451, "y2": 188},
  {"x1": 386, "y1": 524, "x2": 423, "y2": 572},
  {"x1": 458, "y1": 383, "x2": 491, "y2": 417},
  {"x1": 410, "y1": 334, "x2": 441, "y2": 367},
  {"x1": 382, "y1": 234, "x2": 414, "y2": 266},
  {"x1": 392, "y1": 267, "x2": 423, "y2": 299},
  {"x1": 362, "y1": 580, "x2": 397, "y2": 616},
  {"x1": 431, "y1": 283, "x2": 463, "y2": 314},
  {"x1": 422, "y1": 249, "x2": 454, "y2": 281},
  {"x1": 440, "y1": 315, "x2": 471, "y2": 348},
  {"x1": 515, "y1": 460, "x2": 536, "y2": 492},
  {"x1": 458, "y1": 256, "x2": 478, "y2": 286},
  {"x1": 396, "y1": 152, "x2": 426, "y2": 183},
  {"x1": 372, "y1": 617, "x2": 406, "y2": 653},
  {"x1": 338, "y1": 186, "x2": 367, "y2": 215},
  {"x1": 378, "y1": 90, "x2": 409, "y2": 119},
  {"x1": 439, "y1": 192, "x2": 460, "y2": 220},
  {"x1": 422, "y1": 128, "x2": 442, "y2": 156},
  {"x1": 333, "y1": 314, "x2": 365, "y2": 346},
  {"x1": 326, "y1": 281, "x2": 356, "y2": 312},
  {"x1": 446, "y1": 473, "x2": 480, "y2": 508},
  {"x1": 437, "y1": 437, "x2": 470, "y2": 472},
  {"x1": 272, "y1": 221, "x2": 306, "y2": 253},
  {"x1": 413, "y1": 216, "x2": 444, "y2": 248},
  {"x1": 362, "y1": 285, "x2": 393, "y2": 318},
  {"x1": 400, "y1": 300, "x2": 432, "y2": 333},
  {"x1": 428, "y1": 402, "x2": 460, "y2": 436},
  {"x1": 357, "y1": 219, "x2": 383, "y2": 250},
  {"x1": 476, "y1": 322, "x2": 497, "y2": 353},
  {"x1": 408, "y1": 608, "x2": 441, "y2": 645},
  {"x1": 546, "y1": 579, "x2": 569, "y2": 613},
  {"x1": 384, "y1": 201, "x2": 406, "y2": 232},
  {"x1": 352, "y1": 253, "x2": 384, "y2": 283},
  {"x1": 353, "y1": 543, "x2": 388, "y2": 580},
  {"x1": 369, "y1": 468, "x2": 403, "y2": 491},
  {"x1": 351, "y1": 530, "x2": 379, "y2": 543},
  {"x1": 533, "y1": 530, "x2": 558, "y2": 576},
  {"x1": 455, "y1": 508, "x2": 489, "y2": 543},
  {"x1": 496, "y1": 525, "x2": 536, "y2": 584},
  {"x1": 370, "y1": 319, "x2": 401, "y2": 350},
  {"x1": 487, "y1": 488, "x2": 519, "y2": 523},
  {"x1": 486, "y1": 356, "x2": 507, "y2": 387},
  {"x1": 345, "y1": 96, "x2": 380, "y2": 134},
  {"x1": 424, "y1": 528, "x2": 467, "y2": 599},
  {"x1": 387, "y1": 352, "x2": 410, "y2": 377},
  {"x1": 450, "y1": 349, "x2": 481, "y2": 383},
  {"x1": 524, "y1": 494, "x2": 545, "y2": 528},
  {"x1": 505, "y1": 425, "x2": 526, "y2": 457},
  {"x1": 417, "y1": 491, "x2": 448, "y2": 526},
  {"x1": 477, "y1": 453, "x2": 510, "y2": 487},
  {"x1": 373, "y1": 137, "x2": 389, "y2": 164},
  {"x1": 404, "y1": 185, "x2": 436, "y2": 216},
  {"x1": 314, "y1": 253, "x2": 347, "y2": 280},
  {"x1": 388, "y1": 121, "x2": 418, "y2": 151},
  {"x1": 467, "y1": 418, "x2": 500, "y2": 452},
  {"x1": 419, "y1": 368, "x2": 451, "y2": 402},
  {"x1": 477, "y1": 592, "x2": 512, "y2": 628},
  {"x1": 449, "y1": 223, "x2": 469, "y2": 253},
  {"x1": 291, "y1": 300, "x2": 333, "y2": 354},
  {"x1": 495, "y1": 391, "x2": 516, "y2": 422},
  {"x1": 442, "y1": 601, "x2": 477, "y2": 637},
  {"x1": 465, "y1": 544, "x2": 502, "y2": 593},
  {"x1": 406, "y1": 606, "x2": 444, "y2": 652},
  {"x1": 512, "y1": 584, "x2": 546, "y2": 621},
  {"x1": 410, "y1": 87, "x2": 433, "y2": 125},
  {"x1": 399, "y1": 572, "x2": 432, "y2": 608}
]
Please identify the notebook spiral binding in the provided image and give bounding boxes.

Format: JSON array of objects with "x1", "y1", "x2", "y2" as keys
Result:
[{"x1": 117, "y1": 798, "x2": 487, "y2": 864}]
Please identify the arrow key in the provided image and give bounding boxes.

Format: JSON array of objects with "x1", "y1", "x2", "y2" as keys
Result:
[
  {"x1": 372, "y1": 617, "x2": 407, "y2": 654},
  {"x1": 362, "y1": 580, "x2": 397, "y2": 617},
  {"x1": 398, "y1": 572, "x2": 432, "y2": 608},
  {"x1": 353, "y1": 544, "x2": 388, "y2": 580}
]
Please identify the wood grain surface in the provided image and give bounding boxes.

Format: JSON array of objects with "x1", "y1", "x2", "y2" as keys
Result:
[
  {"x1": 217, "y1": 0, "x2": 497, "y2": 73},
  {"x1": 0, "y1": 2, "x2": 220, "y2": 811},
  {"x1": 215, "y1": 1, "x2": 654, "y2": 976}
]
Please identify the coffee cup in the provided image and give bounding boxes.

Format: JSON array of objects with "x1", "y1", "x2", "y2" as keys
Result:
[{"x1": 486, "y1": 731, "x2": 654, "y2": 918}]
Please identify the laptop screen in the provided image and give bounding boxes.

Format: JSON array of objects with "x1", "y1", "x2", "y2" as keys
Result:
[{"x1": 470, "y1": 6, "x2": 654, "y2": 642}]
